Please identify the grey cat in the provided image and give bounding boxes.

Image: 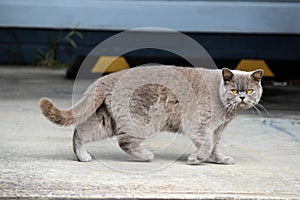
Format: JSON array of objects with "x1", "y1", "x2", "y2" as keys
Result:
[{"x1": 40, "y1": 66, "x2": 263, "y2": 165}]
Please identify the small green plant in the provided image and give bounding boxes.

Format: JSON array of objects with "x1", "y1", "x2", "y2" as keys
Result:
[
  {"x1": 5, "y1": 29, "x2": 26, "y2": 64},
  {"x1": 36, "y1": 25, "x2": 83, "y2": 68}
]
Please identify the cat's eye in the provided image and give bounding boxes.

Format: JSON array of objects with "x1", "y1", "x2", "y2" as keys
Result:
[
  {"x1": 246, "y1": 89, "x2": 253, "y2": 94},
  {"x1": 231, "y1": 89, "x2": 238, "y2": 94}
]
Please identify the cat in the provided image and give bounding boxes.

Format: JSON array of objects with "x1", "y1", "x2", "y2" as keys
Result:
[{"x1": 40, "y1": 65, "x2": 263, "y2": 165}]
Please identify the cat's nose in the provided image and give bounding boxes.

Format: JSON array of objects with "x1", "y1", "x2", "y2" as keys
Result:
[{"x1": 240, "y1": 96, "x2": 245, "y2": 101}]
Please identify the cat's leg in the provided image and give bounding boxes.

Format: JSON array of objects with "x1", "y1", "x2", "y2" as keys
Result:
[
  {"x1": 73, "y1": 128, "x2": 93, "y2": 162},
  {"x1": 73, "y1": 108, "x2": 114, "y2": 162},
  {"x1": 187, "y1": 130, "x2": 214, "y2": 165},
  {"x1": 118, "y1": 134, "x2": 154, "y2": 161},
  {"x1": 209, "y1": 124, "x2": 235, "y2": 165}
]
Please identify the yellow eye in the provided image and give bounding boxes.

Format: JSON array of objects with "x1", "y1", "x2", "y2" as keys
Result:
[
  {"x1": 246, "y1": 89, "x2": 253, "y2": 94},
  {"x1": 231, "y1": 89, "x2": 238, "y2": 94}
]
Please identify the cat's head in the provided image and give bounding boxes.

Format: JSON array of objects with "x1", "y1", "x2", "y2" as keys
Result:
[{"x1": 219, "y1": 68, "x2": 263, "y2": 110}]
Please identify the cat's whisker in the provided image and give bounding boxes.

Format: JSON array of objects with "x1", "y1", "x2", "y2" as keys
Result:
[
  {"x1": 228, "y1": 104, "x2": 236, "y2": 116},
  {"x1": 217, "y1": 102, "x2": 231, "y2": 115},
  {"x1": 251, "y1": 103, "x2": 263, "y2": 118},
  {"x1": 221, "y1": 103, "x2": 231, "y2": 113},
  {"x1": 256, "y1": 103, "x2": 271, "y2": 117},
  {"x1": 249, "y1": 102, "x2": 271, "y2": 118},
  {"x1": 217, "y1": 108, "x2": 226, "y2": 116},
  {"x1": 250, "y1": 107, "x2": 256, "y2": 115},
  {"x1": 233, "y1": 104, "x2": 239, "y2": 116},
  {"x1": 228, "y1": 108, "x2": 234, "y2": 115}
]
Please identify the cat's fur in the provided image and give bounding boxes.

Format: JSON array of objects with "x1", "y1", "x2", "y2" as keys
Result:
[{"x1": 40, "y1": 66, "x2": 263, "y2": 165}]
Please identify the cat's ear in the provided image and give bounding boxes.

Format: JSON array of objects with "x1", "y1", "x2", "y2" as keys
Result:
[
  {"x1": 222, "y1": 68, "x2": 234, "y2": 84},
  {"x1": 251, "y1": 69, "x2": 264, "y2": 82}
]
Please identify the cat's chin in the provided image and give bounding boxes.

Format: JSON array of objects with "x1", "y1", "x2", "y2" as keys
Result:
[{"x1": 238, "y1": 102, "x2": 251, "y2": 109}]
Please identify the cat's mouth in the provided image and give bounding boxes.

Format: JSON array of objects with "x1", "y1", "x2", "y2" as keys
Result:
[
  {"x1": 238, "y1": 101, "x2": 251, "y2": 109},
  {"x1": 239, "y1": 102, "x2": 246, "y2": 108}
]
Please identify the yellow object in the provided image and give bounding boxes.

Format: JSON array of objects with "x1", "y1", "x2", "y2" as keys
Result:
[
  {"x1": 91, "y1": 56, "x2": 130, "y2": 73},
  {"x1": 235, "y1": 59, "x2": 275, "y2": 77}
]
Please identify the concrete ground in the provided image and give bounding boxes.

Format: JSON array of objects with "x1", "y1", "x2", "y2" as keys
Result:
[{"x1": 0, "y1": 66, "x2": 299, "y2": 199}]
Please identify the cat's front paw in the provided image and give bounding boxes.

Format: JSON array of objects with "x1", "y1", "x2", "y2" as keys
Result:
[{"x1": 187, "y1": 153, "x2": 202, "y2": 165}]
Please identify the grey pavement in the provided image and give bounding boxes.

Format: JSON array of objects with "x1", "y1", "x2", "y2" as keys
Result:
[{"x1": 0, "y1": 66, "x2": 299, "y2": 199}]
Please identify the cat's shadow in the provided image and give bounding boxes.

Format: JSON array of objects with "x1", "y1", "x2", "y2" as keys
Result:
[
  {"x1": 88, "y1": 151, "x2": 189, "y2": 163},
  {"x1": 40, "y1": 152, "x2": 220, "y2": 167}
]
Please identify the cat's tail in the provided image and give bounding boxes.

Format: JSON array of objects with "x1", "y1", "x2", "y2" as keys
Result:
[{"x1": 40, "y1": 82, "x2": 105, "y2": 126}]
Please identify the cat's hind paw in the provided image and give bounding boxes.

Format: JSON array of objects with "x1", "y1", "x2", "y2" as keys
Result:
[
  {"x1": 134, "y1": 150, "x2": 155, "y2": 161},
  {"x1": 76, "y1": 151, "x2": 93, "y2": 162}
]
